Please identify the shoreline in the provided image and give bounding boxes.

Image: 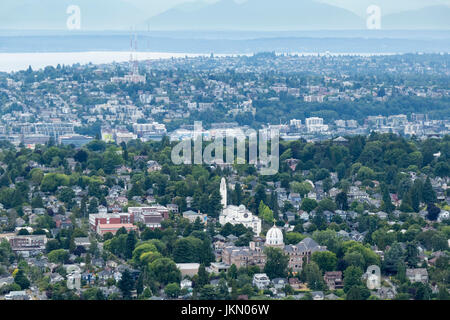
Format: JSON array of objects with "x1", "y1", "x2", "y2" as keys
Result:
[{"x1": 0, "y1": 51, "x2": 406, "y2": 73}]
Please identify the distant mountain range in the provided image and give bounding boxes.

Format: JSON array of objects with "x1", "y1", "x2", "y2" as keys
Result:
[
  {"x1": 146, "y1": 0, "x2": 365, "y2": 30},
  {"x1": 317, "y1": 0, "x2": 449, "y2": 16},
  {"x1": 0, "y1": 0, "x2": 449, "y2": 31},
  {"x1": 383, "y1": 5, "x2": 450, "y2": 30}
]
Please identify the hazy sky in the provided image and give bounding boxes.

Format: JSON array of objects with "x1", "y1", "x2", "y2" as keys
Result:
[
  {"x1": 122, "y1": 0, "x2": 216, "y2": 16},
  {"x1": 122, "y1": 0, "x2": 450, "y2": 17},
  {"x1": 317, "y1": 0, "x2": 450, "y2": 16}
]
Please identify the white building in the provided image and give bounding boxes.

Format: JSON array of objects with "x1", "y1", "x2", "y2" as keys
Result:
[
  {"x1": 176, "y1": 263, "x2": 200, "y2": 277},
  {"x1": 305, "y1": 117, "x2": 329, "y2": 133},
  {"x1": 115, "y1": 132, "x2": 137, "y2": 145},
  {"x1": 290, "y1": 119, "x2": 302, "y2": 129},
  {"x1": 5, "y1": 291, "x2": 29, "y2": 300},
  {"x1": 182, "y1": 210, "x2": 207, "y2": 224},
  {"x1": 253, "y1": 273, "x2": 271, "y2": 290},
  {"x1": 132, "y1": 122, "x2": 167, "y2": 141},
  {"x1": 219, "y1": 178, "x2": 262, "y2": 236},
  {"x1": 220, "y1": 205, "x2": 262, "y2": 236}
]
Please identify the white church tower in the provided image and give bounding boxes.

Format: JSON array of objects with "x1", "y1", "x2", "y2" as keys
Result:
[
  {"x1": 220, "y1": 177, "x2": 227, "y2": 209},
  {"x1": 219, "y1": 177, "x2": 262, "y2": 236}
]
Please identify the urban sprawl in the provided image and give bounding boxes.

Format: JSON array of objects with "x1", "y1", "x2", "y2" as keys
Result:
[{"x1": 0, "y1": 53, "x2": 448, "y2": 301}]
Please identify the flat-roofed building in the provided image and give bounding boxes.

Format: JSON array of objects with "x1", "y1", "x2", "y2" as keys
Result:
[
  {"x1": 128, "y1": 206, "x2": 169, "y2": 229},
  {"x1": 8, "y1": 235, "x2": 47, "y2": 253},
  {"x1": 176, "y1": 263, "x2": 200, "y2": 277},
  {"x1": 89, "y1": 213, "x2": 134, "y2": 231},
  {"x1": 182, "y1": 210, "x2": 207, "y2": 224},
  {"x1": 34, "y1": 122, "x2": 74, "y2": 139},
  {"x1": 96, "y1": 223, "x2": 137, "y2": 236},
  {"x1": 59, "y1": 134, "x2": 93, "y2": 148}
]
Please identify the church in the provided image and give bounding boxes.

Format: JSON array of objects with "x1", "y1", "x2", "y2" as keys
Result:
[
  {"x1": 218, "y1": 177, "x2": 327, "y2": 273},
  {"x1": 221, "y1": 223, "x2": 327, "y2": 273},
  {"x1": 218, "y1": 177, "x2": 262, "y2": 236}
]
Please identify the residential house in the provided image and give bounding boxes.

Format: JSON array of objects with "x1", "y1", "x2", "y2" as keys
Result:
[
  {"x1": 272, "y1": 278, "x2": 288, "y2": 291},
  {"x1": 74, "y1": 237, "x2": 90, "y2": 249},
  {"x1": 324, "y1": 271, "x2": 343, "y2": 290},
  {"x1": 376, "y1": 287, "x2": 397, "y2": 300},
  {"x1": 253, "y1": 273, "x2": 271, "y2": 290},
  {"x1": 5, "y1": 291, "x2": 30, "y2": 300},
  {"x1": 406, "y1": 268, "x2": 429, "y2": 284}
]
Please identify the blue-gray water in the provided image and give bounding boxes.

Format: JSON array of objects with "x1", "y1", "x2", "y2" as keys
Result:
[{"x1": 0, "y1": 30, "x2": 449, "y2": 53}]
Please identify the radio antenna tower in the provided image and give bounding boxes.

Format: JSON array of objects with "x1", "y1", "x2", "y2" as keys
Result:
[
  {"x1": 133, "y1": 32, "x2": 139, "y2": 76},
  {"x1": 129, "y1": 28, "x2": 139, "y2": 76},
  {"x1": 129, "y1": 28, "x2": 133, "y2": 71}
]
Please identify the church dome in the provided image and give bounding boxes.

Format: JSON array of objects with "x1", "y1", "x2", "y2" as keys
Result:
[{"x1": 265, "y1": 225, "x2": 284, "y2": 247}]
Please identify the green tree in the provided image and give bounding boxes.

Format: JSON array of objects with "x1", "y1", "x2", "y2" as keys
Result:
[
  {"x1": 208, "y1": 189, "x2": 223, "y2": 218},
  {"x1": 290, "y1": 181, "x2": 313, "y2": 197},
  {"x1": 234, "y1": 183, "x2": 243, "y2": 205},
  {"x1": 343, "y1": 266, "x2": 363, "y2": 293},
  {"x1": 58, "y1": 187, "x2": 75, "y2": 205},
  {"x1": 172, "y1": 237, "x2": 202, "y2": 263},
  {"x1": 117, "y1": 269, "x2": 135, "y2": 299},
  {"x1": 409, "y1": 180, "x2": 422, "y2": 213},
  {"x1": 31, "y1": 195, "x2": 44, "y2": 208},
  {"x1": 285, "y1": 232, "x2": 306, "y2": 245},
  {"x1": 383, "y1": 243, "x2": 404, "y2": 274},
  {"x1": 198, "y1": 284, "x2": 217, "y2": 300},
  {"x1": 422, "y1": 178, "x2": 436, "y2": 205},
  {"x1": 197, "y1": 264, "x2": 209, "y2": 288},
  {"x1": 164, "y1": 283, "x2": 181, "y2": 298},
  {"x1": 227, "y1": 264, "x2": 238, "y2": 280},
  {"x1": 48, "y1": 249, "x2": 69, "y2": 264},
  {"x1": 259, "y1": 201, "x2": 274, "y2": 224},
  {"x1": 14, "y1": 269, "x2": 30, "y2": 290},
  {"x1": 427, "y1": 203, "x2": 441, "y2": 221},
  {"x1": 335, "y1": 192, "x2": 349, "y2": 211},
  {"x1": 404, "y1": 242, "x2": 419, "y2": 268},
  {"x1": 263, "y1": 247, "x2": 289, "y2": 279},
  {"x1": 301, "y1": 198, "x2": 318, "y2": 213},
  {"x1": 254, "y1": 185, "x2": 267, "y2": 210},
  {"x1": 30, "y1": 168, "x2": 44, "y2": 185},
  {"x1": 346, "y1": 286, "x2": 370, "y2": 300},
  {"x1": 371, "y1": 228, "x2": 396, "y2": 250},
  {"x1": 312, "y1": 251, "x2": 338, "y2": 272},
  {"x1": 303, "y1": 261, "x2": 325, "y2": 291},
  {"x1": 148, "y1": 258, "x2": 181, "y2": 286},
  {"x1": 132, "y1": 243, "x2": 158, "y2": 265},
  {"x1": 381, "y1": 184, "x2": 395, "y2": 213},
  {"x1": 125, "y1": 231, "x2": 137, "y2": 260}
]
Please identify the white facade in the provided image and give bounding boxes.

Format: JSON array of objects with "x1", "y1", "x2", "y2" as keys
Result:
[
  {"x1": 220, "y1": 205, "x2": 262, "y2": 236},
  {"x1": 219, "y1": 178, "x2": 262, "y2": 236},
  {"x1": 253, "y1": 273, "x2": 271, "y2": 290},
  {"x1": 306, "y1": 117, "x2": 329, "y2": 133},
  {"x1": 265, "y1": 225, "x2": 284, "y2": 248},
  {"x1": 290, "y1": 119, "x2": 302, "y2": 128}
]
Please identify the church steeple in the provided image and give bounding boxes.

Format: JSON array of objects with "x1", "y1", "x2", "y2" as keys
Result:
[{"x1": 220, "y1": 177, "x2": 227, "y2": 209}]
